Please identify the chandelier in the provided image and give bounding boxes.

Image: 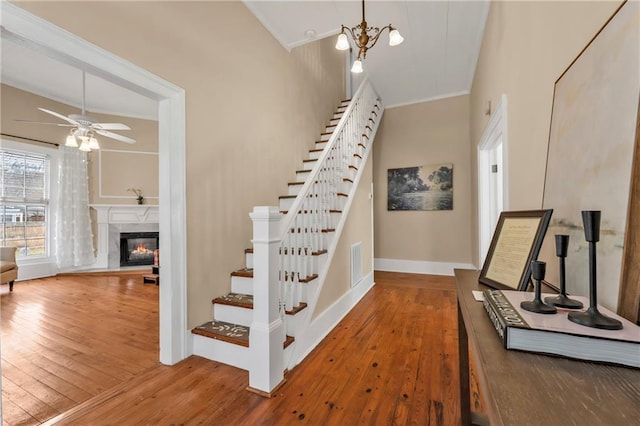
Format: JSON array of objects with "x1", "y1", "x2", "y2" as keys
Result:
[{"x1": 335, "y1": 0, "x2": 404, "y2": 73}]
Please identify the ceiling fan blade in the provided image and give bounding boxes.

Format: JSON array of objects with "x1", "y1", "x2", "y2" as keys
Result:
[
  {"x1": 37, "y1": 108, "x2": 79, "y2": 126},
  {"x1": 91, "y1": 123, "x2": 131, "y2": 131},
  {"x1": 15, "y1": 119, "x2": 74, "y2": 127},
  {"x1": 96, "y1": 129, "x2": 136, "y2": 144}
]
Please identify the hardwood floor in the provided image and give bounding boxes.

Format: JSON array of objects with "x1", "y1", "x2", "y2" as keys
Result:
[
  {"x1": 2, "y1": 271, "x2": 477, "y2": 425},
  {"x1": 1, "y1": 272, "x2": 159, "y2": 425}
]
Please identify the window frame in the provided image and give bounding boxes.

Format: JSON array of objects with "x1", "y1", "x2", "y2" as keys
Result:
[{"x1": 1, "y1": 140, "x2": 58, "y2": 263}]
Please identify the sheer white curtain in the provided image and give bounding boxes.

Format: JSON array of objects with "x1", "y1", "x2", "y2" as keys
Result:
[{"x1": 55, "y1": 146, "x2": 95, "y2": 269}]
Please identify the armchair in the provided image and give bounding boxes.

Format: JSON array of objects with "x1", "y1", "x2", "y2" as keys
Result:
[{"x1": 1, "y1": 247, "x2": 18, "y2": 291}]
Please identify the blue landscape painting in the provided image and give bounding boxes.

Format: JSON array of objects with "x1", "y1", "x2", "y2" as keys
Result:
[{"x1": 387, "y1": 164, "x2": 453, "y2": 211}]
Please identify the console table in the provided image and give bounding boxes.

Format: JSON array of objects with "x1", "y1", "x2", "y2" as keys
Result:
[{"x1": 455, "y1": 268, "x2": 640, "y2": 425}]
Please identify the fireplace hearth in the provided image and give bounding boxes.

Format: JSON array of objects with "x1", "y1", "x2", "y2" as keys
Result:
[{"x1": 120, "y1": 232, "x2": 159, "y2": 267}]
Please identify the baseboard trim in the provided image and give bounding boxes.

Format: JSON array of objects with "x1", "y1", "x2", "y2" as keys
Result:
[
  {"x1": 374, "y1": 258, "x2": 475, "y2": 276},
  {"x1": 292, "y1": 270, "x2": 375, "y2": 366}
]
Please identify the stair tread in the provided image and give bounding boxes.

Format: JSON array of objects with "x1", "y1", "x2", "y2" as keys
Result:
[
  {"x1": 244, "y1": 248, "x2": 253, "y2": 254},
  {"x1": 284, "y1": 335, "x2": 295, "y2": 349},
  {"x1": 192, "y1": 320, "x2": 249, "y2": 347},
  {"x1": 213, "y1": 292, "x2": 253, "y2": 309},
  {"x1": 299, "y1": 274, "x2": 318, "y2": 283},
  {"x1": 285, "y1": 302, "x2": 308, "y2": 316},
  {"x1": 231, "y1": 268, "x2": 253, "y2": 278},
  {"x1": 192, "y1": 320, "x2": 294, "y2": 349}
]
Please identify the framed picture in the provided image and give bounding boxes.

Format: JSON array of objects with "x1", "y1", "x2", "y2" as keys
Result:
[
  {"x1": 538, "y1": 0, "x2": 639, "y2": 317},
  {"x1": 387, "y1": 163, "x2": 453, "y2": 211},
  {"x1": 480, "y1": 210, "x2": 553, "y2": 291}
]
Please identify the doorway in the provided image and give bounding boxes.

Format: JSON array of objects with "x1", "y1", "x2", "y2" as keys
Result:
[
  {"x1": 1, "y1": 2, "x2": 188, "y2": 365},
  {"x1": 478, "y1": 94, "x2": 508, "y2": 266}
]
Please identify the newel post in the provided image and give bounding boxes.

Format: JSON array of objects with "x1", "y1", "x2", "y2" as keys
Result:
[{"x1": 247, "y1": 206, "x2": 285, "y2": 396}]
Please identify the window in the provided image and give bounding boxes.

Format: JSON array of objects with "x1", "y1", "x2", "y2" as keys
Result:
[{"x1": 0, "y1": 149, "x2": 50, "y2": 259}]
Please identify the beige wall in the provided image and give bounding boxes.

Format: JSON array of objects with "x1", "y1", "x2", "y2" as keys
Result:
[
  {"x1": 0, "y1": 84, "x2": 159, "y2": 205},
  {"x1": 469, "y1": 0, "x2": 623, "y2": 264},
  {"x1": 14, "y1": 1, "x2": 346, "y2": 328},
  {"x1": 372, "y1": 95, "x2": 472, "y2": 265},
  {"x1": 314, "y1": 157, "x2": 373, "y2": 318}
]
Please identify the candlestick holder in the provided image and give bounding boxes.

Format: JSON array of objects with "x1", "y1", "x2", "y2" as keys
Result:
[
  {"x1": 568, "y1": 211, "x2": 622, "y2": 330},
  {"x1": 521, "y1": 260, "x2": 557, "y2": 314},
  {"x1": 544, "y1": 234, "x2": 583, "y2": 309}
]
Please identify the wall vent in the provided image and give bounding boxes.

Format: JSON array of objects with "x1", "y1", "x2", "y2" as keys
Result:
[{"x1": 351, "y1": 242, "x2": 363, "y2": 287}]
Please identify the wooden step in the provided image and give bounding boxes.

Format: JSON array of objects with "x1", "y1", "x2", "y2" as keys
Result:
[
  {"x1": 231, "y1": 268, "x2": 253, "y2": 278},
  {"x1": 285, "y1": 302, "x2": 308, "y2": 316},
  {"x1": 284, "y1": 335, "x2": 295, "y2": 349},
  {"x1": 213, "y1": 292, "x2": 253, "y2": 309},
  {"x1": 192, "y1": 321, "x2": 295, "y2": 350},
  {"x1": 192, "y1": 320, "x2": 250, "y2": 347}
]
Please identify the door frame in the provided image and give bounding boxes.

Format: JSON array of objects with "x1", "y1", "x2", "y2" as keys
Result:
[
  {"x1": 1, "y1": 3, "x2": 188, "y2": 365},
  {"x1": 477, "y1": 94, "x2": 508, "y2": 267}
]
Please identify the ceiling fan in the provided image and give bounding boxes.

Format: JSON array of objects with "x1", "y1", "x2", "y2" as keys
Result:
[{"x1": 17, "y1": 71, "x2": 136, "y2": 150}]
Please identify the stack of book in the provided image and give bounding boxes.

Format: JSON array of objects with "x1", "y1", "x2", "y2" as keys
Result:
[{"x1": 482, "y1": 289, "x2": 640, "y2": 368}]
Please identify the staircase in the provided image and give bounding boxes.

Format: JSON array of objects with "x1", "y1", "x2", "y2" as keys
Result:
[{"x1": 191, "y1": 79, "x2": 382, "y2": 395}]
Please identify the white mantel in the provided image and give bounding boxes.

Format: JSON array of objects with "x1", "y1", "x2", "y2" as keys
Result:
[{"x1": 90, "y1": 204, "x2": 159, "y2": 269}]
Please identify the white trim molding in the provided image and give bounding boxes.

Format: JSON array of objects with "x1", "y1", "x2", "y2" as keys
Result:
[
  {"x1": 1, "y1": 2, "x2": 188, "y2": 366},
  {"x1": 374, "y1": 258, "x2": 475, "y2": 276},
  {"x1": 477, "y1": 94, "x2": 508, "y2": 267}
]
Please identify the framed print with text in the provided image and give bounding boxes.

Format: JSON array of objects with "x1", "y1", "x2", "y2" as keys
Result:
[{"x1": 480, "y1": 210, "x2": 553, "y2": 291}]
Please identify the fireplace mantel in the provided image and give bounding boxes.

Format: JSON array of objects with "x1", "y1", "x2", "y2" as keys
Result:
[
  {"x1": 90, "y1": 204, "x2": 159, "y2": 224},
  {"x1": 90, "y1": 204, "x2": 159, "y2": 269}
]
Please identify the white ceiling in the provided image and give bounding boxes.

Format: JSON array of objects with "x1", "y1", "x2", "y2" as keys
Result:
[
  {"x1": 1, "y1": 36, "x2": 159, "y2": 121},
  {"x1": 245, "y1": 0, "x2": 490, "y2": 107},
  {"x1": 1, "y1": 1, "x2": 489, "y2": 119}
]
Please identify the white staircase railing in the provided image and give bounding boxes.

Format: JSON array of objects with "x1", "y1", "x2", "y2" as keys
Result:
[
  {"x1": 248, "y1": 79, "x2": 381, "y2": 395},
  {"x1": 279, "y1": 80, "x2": 379, "y2": 312}
]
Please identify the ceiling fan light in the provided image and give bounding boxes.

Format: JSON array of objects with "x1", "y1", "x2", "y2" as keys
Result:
[
  {"x1": 351, "y1": 60, "x2": 364, "y2": 74},
  {"x1": 389, "y1": 29, "x2": 404, "y2": 46},
  {"x1": 88, "y1": 137, "x2": 100, "y2": 150},
  {"x1": 335, "y1": 33, "x2": 350, "y2": 50},
  {"x1": 65, "y1": 134, "x2": 78, "y2": 147},
  {"x1": 78, "y1": 140, "x2": 92, "y2": 152}
]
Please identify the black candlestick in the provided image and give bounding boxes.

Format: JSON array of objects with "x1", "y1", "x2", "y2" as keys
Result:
[
  {"x1": 521, "y1": 260, "x2": 557, "y2": 314},
  {"x1": 544, "y1": 234, "x2": 583, "y2": 309},
  {"x1": 568, "y1": 211, "x2": 623, "y2": 330}
]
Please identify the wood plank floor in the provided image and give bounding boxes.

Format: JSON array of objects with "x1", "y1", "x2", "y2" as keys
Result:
[
  {"x1": 1, "y1": 272, "x2": 160, "y2": 426},
  {"x1": 3, "y1": 271, "x2": 479, "y2": 425}
]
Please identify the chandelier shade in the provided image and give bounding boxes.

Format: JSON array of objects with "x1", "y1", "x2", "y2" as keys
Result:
[{"x1": 336, "y1": 0, "x2": 404, "y2": 73}]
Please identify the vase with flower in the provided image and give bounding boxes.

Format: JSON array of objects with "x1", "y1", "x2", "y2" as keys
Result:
[{"x1": 128, "y1": 188, "x2": 144, "y2": 205}]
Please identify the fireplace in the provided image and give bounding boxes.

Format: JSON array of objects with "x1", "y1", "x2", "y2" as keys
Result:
[{"x1": 120, "y1": 232, "x2": 159, "y2": 267}]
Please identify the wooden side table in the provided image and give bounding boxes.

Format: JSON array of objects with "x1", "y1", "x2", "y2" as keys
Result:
[{"x1": 455, "y1": 268, "x2": 640, "y2": 425}]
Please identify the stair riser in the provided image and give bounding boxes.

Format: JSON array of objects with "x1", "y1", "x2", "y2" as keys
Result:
[
  {"x1": 329, "y1": 118, "x2": 340, "y2": 126},
  {"x1": 214, "y1": 304, "x2": 253, "y2": 327},
  {"x1": 284, "y1": 339, "x2": 295, "y2": 357},
  {"x1": 296, "y1": 170, "x2": 310, "y2": 182},
  {"x1": 232, "y1": 275, "x2": 254, "y2": 295},
  {"x1": 288, "y1": 181, "x2": 342, "y2": 196},
  {"x1": 192, "y1": 334, "x2": 251, "y2": 371},
  {"x1": 245, "y1": 252, "x2": 253, "y2": 269},
  {"x1": 309, "y1": 150, "x2": 322, "y2": 160},
  {"x1": 286, "y1": 308, "x2": 309, "y2": 337},
  {"x1": 288, "y1": 184, "x2": 303, "y2": 196},
  {"x1": 279, "y1": 196, "x2": 346, "y2": 212},
  {"x1": 320, "y1": 133, "x2": 332, "y2": 142},
  {"x1": 303, "y1": 159, "x2": 318, "y2": 169},
  {"x1": 340, "y1": 100, "x2": 350, "y2": 107},
  {"x1": 315, "y1": 141, "x2": 327, "y2": 150},
  {"x1": 347, "y1": 168, "x2": 357, "y2": 181}
]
